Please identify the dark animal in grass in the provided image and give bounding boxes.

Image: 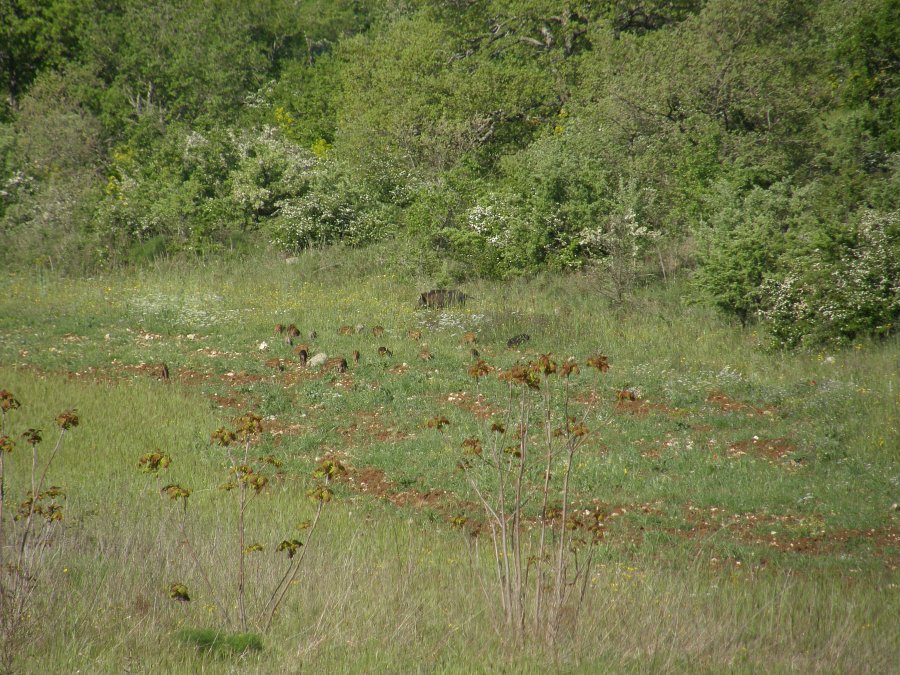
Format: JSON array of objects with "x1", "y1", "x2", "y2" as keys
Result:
[
  {"x1": 407, "y1": 329, "x2": 422, "y2": 341},
  {"x1": 507, "y1": 333, "x2": 531, "y2": 348},
  {"x1": 160, "y1": 363, "x2": 170, "y2": 382},
  {"x1": 617, "y1": 388, "x2": 638, "y2": 402},
  {"x1": 337, "y1": 325, "x2": 353, "y2": 335},
  {"x1": 462, "y1": 331, "x2": 477, "y2": 344},
  {"x1": 274, "y1": 323, "x2": 284, "y2": 335},
  {"x1": 372, "y1": 325, "x2": 385, "y2": 337},
  {"x1": 283, "y1": 324, "x2": 300, "y2": 346},
  {"x1": 322, "y1": 357, "x2": 349, "y2": 373},
  {"x1": 352, "y1": 350, "x2": 360, "y2": 365},
  {"x1": 296, "y1": 349, "x2": 309, "y2": 366},
  {"x1": 377, "y1": 346, "x2": 393, "y2": 358},
  {"x1": 417, "y1": 289, "x2": 470, "y2": 309},
  {"x1": 418, "y1": 348, "x2": 434, "y2": 361},
  {"x1": 470, "y1": 348, "x2": 480, "y2": 360}
]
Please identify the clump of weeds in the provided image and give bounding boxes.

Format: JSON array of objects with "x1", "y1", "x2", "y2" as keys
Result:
[
  {"x1": 0, "y1": 389, "x2": 79, "y2": 674},
  {"x1": 456, "y1": 354, "x2": 609, "y2": 644},
  {"x1": 141, "y1": 412, "x2": 342, "y2": 649}
]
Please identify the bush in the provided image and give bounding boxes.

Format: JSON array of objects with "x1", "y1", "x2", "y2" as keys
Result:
[
  {"x1": 760, "y1": 210, "x2": 899, "y2": 348},
  {"x1": 692, "y1": 180, "x2": 791, "y2": 325},
  {"x1": 269, "y1": 159, "x2": 395, "y2": 252}
]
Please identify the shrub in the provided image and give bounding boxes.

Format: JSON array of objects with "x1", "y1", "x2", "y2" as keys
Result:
[
  {"x1": 760, "y1": 210, "x2": 899, "y2": 348},
  {"x1": 269, "y1": 159, "x2": 395, "y2": 252},
  {"x1": 692, "y1": 180, "x2": 791, "y2": 325}
]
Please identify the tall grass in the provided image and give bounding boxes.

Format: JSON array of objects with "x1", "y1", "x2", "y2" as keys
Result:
[{"x1": 0, "y1": 247, "x2": 897, "y2": 671}]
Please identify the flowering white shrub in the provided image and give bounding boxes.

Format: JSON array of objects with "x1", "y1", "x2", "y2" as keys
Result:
[
  {"x1": 269, "y1": 161, "x2": 392, "y2": 252},
  {"x1": 761, "y1": 210, "x2": 899, "y2": 348}
]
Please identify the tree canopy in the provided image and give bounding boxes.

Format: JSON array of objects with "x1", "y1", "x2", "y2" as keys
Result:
[{"x1": 0, "y1": 0, "x2": 896, "y2": 346}]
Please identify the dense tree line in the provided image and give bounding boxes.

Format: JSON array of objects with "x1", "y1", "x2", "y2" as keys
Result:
[{"x1": 1, "y1": 0, "x2": 897, "y2": 346}]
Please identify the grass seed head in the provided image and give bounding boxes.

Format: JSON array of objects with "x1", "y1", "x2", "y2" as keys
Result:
[
  {"x1": 426, "y1": 416, "x2": 450, "y2": 431},
  {"x1": 168, "y1": 583, "x2": 190, "y2": 603},
  {"x1": 138, "y1": 451, "x2": 172, "y2": 475},
  {"x1": 533, "y1": 353, "x2": 557, "y2": 376},
  {"x1": 560, "y1": 357, "x2": 579, "y2": 377},
  {"x1": 211, "y1": 427, "x2": 237, "y2": 446},
  {"x1": 237, "y1": 413, "x2": 263, "y2": 439},
  {"x1": 499, "y1": 365, "x2": 540, "y2": 389},
  {"x1": 22, "y1": 428, "x2": 42, "y2": 446},
  {"x1": 161, "y1": 484, "x2": 192, "y2": 504},
  {"x1": 0, "y1": 389, "x2": 20, "y2": 412},
  {"x1": 586, "y1": 354, "x2": 610, "y2": 372},
  {"x1": 277, "y1": 539, "x2": 303, "y2": 559},
  {"x1": 314, "y1": 458, "x2": 347, "y2": 481},
  {"x1": 468, "y1": 359, "x2": 492, "y2": 381},
  {"x1": 462, "y1": 437, "x2": 483, "y2": 455},
  {"x1": 55, "y1": 409, "x2": 79, "y2": 430}
]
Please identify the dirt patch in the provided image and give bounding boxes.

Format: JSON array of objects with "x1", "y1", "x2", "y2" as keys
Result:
[
  {"x1": 614, "y1": 397, "x2": 683, "y2": 417},
  {"x1": 783, "y1": 528, "x2": 899, "y2": 559},
  {"x1": 445, "y1": 391, "x2": 498, "y2": 418},
  {"x1": 573, "y1": 390, "x2": 604, "y2": 406},
  {"x1": 679, "y1": 505, "x2": 900, "y2": 564},
  {"x1": 208, "y1": 393, "x2": 250, "y2": 410},
  {"x1": 265, "y1": 418, "x2": 308, "y2": 445},
  {"x1": 347, "y1": 465, "x2": 395, "y2": 497},
  {"x1": 707, "y1": 391, "x2": 776, "y2": 417},
  {"x1": 171, "y1": 367, "x2": 212, "y2": 385},
  {"x1": 336, "y1": 409, "x2": 410, "y2": 447},
  {"x1": 727, "y1": 437, "x2": 797, "y2": 461},
  {"x1": 194, "y1": 346, "x2": 242, "y2": 358},
  {"x1": 390, "y1": 489, "x2": 449, "y2": 509},
  {"x1": 342, "y1": 464, "x2": 480, "y2": 527},
  {"x1": 220, "y1": 370, "x2": 266, "y2": 385}
]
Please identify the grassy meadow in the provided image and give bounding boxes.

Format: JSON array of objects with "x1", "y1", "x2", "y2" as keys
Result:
[{"x1": 0, "y1": 247, "x2": 897, "y2": 673}]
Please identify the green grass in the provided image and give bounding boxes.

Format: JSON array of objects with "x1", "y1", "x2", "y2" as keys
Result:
[{"x1": 0, "y1": 247, "x2": 897, "y2": 672}]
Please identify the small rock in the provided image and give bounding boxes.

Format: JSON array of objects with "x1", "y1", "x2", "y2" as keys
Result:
[{"x1": 307, "y1": 352, "x2": 328, "y2": 368}]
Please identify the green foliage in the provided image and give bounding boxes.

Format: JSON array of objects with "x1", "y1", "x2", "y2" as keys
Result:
[
  {"x1": 692, "y1": 180, "x2": 792, "y2": 325},
  {"x1": 175, "y1": 628, "x2": 263, "y2": 656},
  {"x1": 761, "y1": 210, "x2": 900, "y2": 348},
  {"x1": 0, "y1": 0, "x2": 897, "y2": 344},
  {"x1": 269, "y1": 158, "x2": 397, "y2": 252}
]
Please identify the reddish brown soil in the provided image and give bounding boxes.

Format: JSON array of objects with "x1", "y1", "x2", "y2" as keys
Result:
[
  {"x1": 678, "y1": 505, "x2": 900, "y2": 565},
  {"x1": 614, "y1": 398, "x2": 684, "y2": 417},
  {"x1": 727, "y1": 437, "x2": 797, "y2": 461},
  {"x1": 208, "y1": 394, "x2": 247, "y2": 410},
  {"x1": 336, "y1": 410, "x2": 410, "y2": 447},
  {"x1": 444, "y1": 391, "x2": 498, "y2": 418},
  {"x1": 706, "y1": 391, "x2": 776, "y2": 416}
]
